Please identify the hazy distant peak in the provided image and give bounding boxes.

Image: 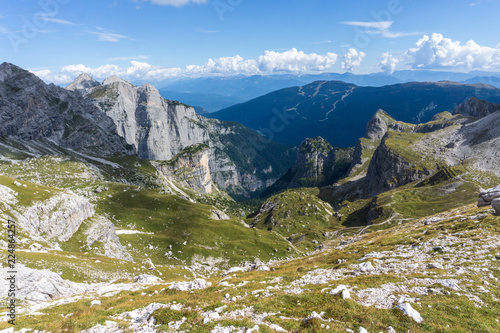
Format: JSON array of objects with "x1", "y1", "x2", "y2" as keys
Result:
[
  {"x1": 66, "y1": 73, "x2": 100, "y2": 91},
  {"x1": 102, "y1": 75, "x2": 131, "y2": 86}
]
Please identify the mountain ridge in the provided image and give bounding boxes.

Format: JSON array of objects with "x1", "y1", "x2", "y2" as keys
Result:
[{"x1": 208, "y1": 79, "x2": 500, "y2": 147}]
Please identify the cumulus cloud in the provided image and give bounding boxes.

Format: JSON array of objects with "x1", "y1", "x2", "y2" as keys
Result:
[
  {"x1": 405, "y1": 33, "x2": 500, "y2": 69},
  {"x1": 258, "y1": 48, "x2": 338, "y2": 73},
  {"x1": 147, "y1": 0, "x2": 207, "y2": 7},
  {"x1": 378, "y1": 52, "x2": 400, "y2": 74},
  {"x1": 341, "y1": 48, "x2": 366, "y2": 71},
  {"x1": 32, "y1": 49, "x2": 341, "y2": 84}
]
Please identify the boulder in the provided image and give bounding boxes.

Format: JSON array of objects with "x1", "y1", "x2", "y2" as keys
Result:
[
  {"x1": 134, "y1": 274, "x2": 162, "y2": 284},
  {"x1": 491, "y1": 198, "x2": 500, "y2": 216},
  {"x1": 395, "y1": 303, "x2": 423, "y2": 323}
]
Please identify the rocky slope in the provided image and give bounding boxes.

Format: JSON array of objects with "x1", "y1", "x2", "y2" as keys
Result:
[{"x1": 0, "y1": 63, "x2": 133, "y2": 156}]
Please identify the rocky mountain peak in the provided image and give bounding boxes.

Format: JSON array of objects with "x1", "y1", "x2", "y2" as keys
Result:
[
  {"x1": 66, "y1": 73, "x2": 100, "y2": 91},
  {"x1": 299, "y1": 136, "x2": 333, "y2": 155},
  {"x1": 0, "y1": 62, "x2": 43, "y2": 87},
  {"x1": 452, "y1": 97, "x2": 500, "y2": 118},
  {"x1": 365, "y1": 109, "x2": 396, "y2": 140},
  {"x1": 102, "y1": 75, "x2": 130, "y2": 86}
]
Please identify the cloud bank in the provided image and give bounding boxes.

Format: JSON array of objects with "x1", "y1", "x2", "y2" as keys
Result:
[{"x1": 32, "y1": 48, "x2": 345, "y2": 84}]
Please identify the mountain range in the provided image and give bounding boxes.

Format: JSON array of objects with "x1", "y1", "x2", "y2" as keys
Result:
[
  {"x1": 2, "y1": 63, "x2": 500, "y2": 332},
  {"x1": 157, "y1": 70, "x2": 500, "y2": 112},
  {"x1": 209, "y1": 80, "x2": 500, "y2": 147}
]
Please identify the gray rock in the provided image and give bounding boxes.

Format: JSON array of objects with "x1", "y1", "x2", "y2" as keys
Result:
[
  {"x1": 86, "y1": 216, "x2": 133, "y2": 261},
  {"x1": 134, "y1": 275, "x2": 162, "y2": 284},
  {"x1": 427, "y1": 263, "x2": 444, "y2": 269},
  {"x1": 14, "y1": 192, "x2": 94, "y2": 242},
  {"x1": 210, "y1": 209, "x2": 230, "y2": 220},
  {"x1": 452, "y1": 97, "x2": 500, "y2": 118},
  {"x1": 0, "y1": 264, "x2": 87, "y2": 302},
  {"x1": 491, "y1": 198, "x2": 500, "y2": 216},
  {"x1": 169, "y1": 278, "x2": 211, "y2": 291},
  {"x1": 395, "y1": 303, "x2": 423, "y2": 323},
  {"x1": 359, "y1": 261, "x2": 375, "y2": 273}
]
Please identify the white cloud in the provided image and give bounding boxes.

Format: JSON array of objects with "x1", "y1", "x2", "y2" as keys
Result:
[
  {"x1": 378, "y1": 52, "x2": 399, "y2": 74},
  {"x1": 147, "y1": 0, "x2": 207, "y2": 7},
  {"x1": 258, "y1": 48, "x2": 338, "y2": 73},
  {"x1": 30, "y1": 69, "x2": 73, "y2": 84},
  {"x1": 32, "y1": 49, "x2": 342, "y2": 84},
  {"x1": 40, "y1": 16, "x2": 76, "y2": 25},
  {"x1": 341, "y1": 48, "x2": 366, "y2": 71},
  {"x1": 405, "y1": 33, "x2": 500, "y2": 70},
  {"x1": 341, "y1": 21, "x2": 393, "y2": 30},
  {"x1": 106, "y1": 55, "x2": 150, "y2": 61},
  {"x1": 340, "y1": 21, "x2": 418, "y2": 39},
  {"x1": 87, "y1": 28, "x2": 131, "y2": 42}
]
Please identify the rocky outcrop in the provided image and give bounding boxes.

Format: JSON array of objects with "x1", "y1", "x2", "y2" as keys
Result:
[
  {"x1": 153, "y1": 144, "x2": 214, "y2": 194},
  {"x1": 86, "y1": 216, "x2": 133, "y2": 261},
  {"x1": 286, "y1": 137, "x2": 336, "y2": 188},
  {"x1": 0, "y1": 264, "x2": 88, "y2": 302},
  {"x1": 452, "y1": 97, "x2": 500, "y2": 118},
  {"x1": 0, "y1": 63, "x2": 133, "y2": 155},
  {"x1": 15, "y1": 191, "x2": 94, "y2": 242},
  {"x1": 261, "y1": 137, "x2": 353, "y2": 196},
  {"x1": 478, "y1": 186, "x2": 500, "y2": 215},
  {"x1": 365, "y1": 110, "x2": 395, "y2": 140}
]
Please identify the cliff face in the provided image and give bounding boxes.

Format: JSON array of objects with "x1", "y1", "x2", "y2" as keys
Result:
[
  {"x1": 366, "y1": 136, "x2": 431, "y2": 194},
  {"x1": 85, "y1": 78, "x2": 207, "y2": 160},
  {"x1": 0, "y1": 63, "x2": 133, "y2": 156}
]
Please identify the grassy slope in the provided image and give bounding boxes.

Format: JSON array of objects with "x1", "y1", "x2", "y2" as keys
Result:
[{"x1": 5, "y1": 203, "x2": 499, "y2": 332}]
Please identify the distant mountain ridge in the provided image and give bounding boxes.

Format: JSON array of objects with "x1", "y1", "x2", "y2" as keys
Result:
[
  {"x1": 208, "y1": 80, "x2": 500, "y2": 147},
  {"x1": 154, "y1": 70, "x2": 500, "y2": 113}
]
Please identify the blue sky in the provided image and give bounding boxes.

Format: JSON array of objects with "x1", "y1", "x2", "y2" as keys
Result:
[{"x1": 1, "y1": 0, "x2": 500, "y2": 83}]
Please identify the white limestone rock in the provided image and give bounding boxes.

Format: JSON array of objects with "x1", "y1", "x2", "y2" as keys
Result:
[
  {"x1": 395, "y1": 303, "x2": 423, "y2": 323},
  {"x1": 359, "y1": 261, "x2": 375, "y2": 273},
  {"x1": 169, "y1": 278, "x2": 211, "y2": 291}
]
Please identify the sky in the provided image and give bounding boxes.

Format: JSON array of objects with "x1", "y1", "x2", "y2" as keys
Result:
[{"x1": 1, "y1": 0, "x2": 500, "y2": 84}]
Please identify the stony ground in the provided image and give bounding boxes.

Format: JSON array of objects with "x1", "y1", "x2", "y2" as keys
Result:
[{"x1": 1, "y1": 203, "x2": 499, "y2": 333}]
